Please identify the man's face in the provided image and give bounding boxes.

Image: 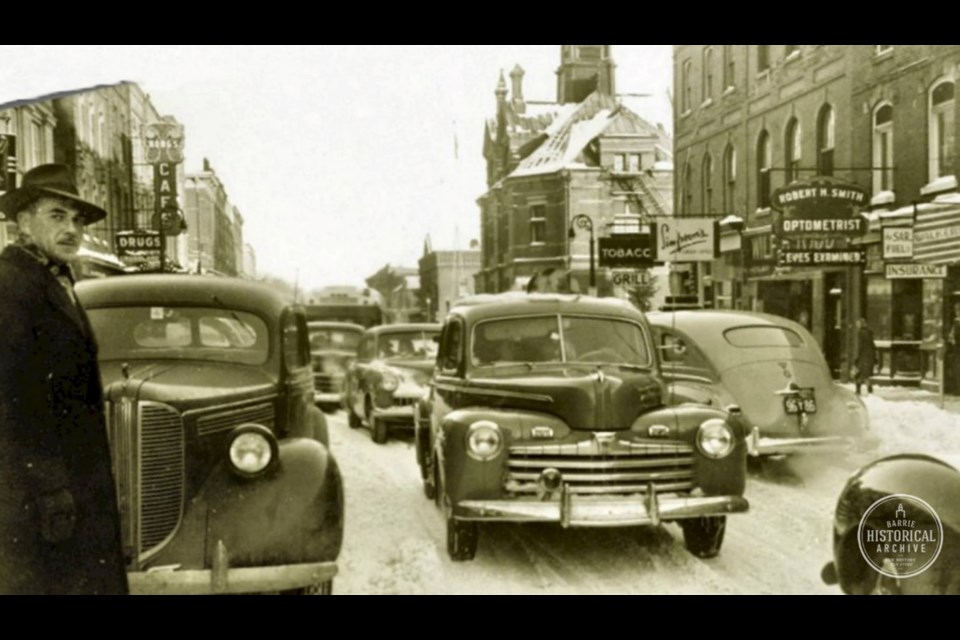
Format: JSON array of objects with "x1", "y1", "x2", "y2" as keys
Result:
[{"x1": 18, "y1": 197, "x2": 85, "y2": 263}]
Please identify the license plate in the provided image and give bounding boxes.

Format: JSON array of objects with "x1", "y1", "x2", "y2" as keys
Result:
[{"x1": 783, "y1": 388, "x2": 817, "y2": 414}]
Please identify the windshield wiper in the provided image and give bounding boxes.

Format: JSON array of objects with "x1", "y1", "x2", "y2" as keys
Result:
[{"x1": 211, "y1": 294, "x2": 257, "y2": 343}]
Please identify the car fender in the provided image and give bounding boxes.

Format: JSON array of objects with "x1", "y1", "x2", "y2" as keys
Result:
[
  {"x1": 437, "y1": 408, "x2": 569, "y2": 503},
  {"x1": 145, "y1": 438, "x2": 344, "y2": 571},
  {"x1": 306, "y1": 403, "x2": 330, "y2": 447}
]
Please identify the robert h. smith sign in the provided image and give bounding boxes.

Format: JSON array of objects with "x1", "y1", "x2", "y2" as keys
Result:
[
  {"x1": 657, "y1": 217, "x2": 717, "y2": 262},
  {"x1": 772, "y1": 176, "x2": 868, "y2": 238}
]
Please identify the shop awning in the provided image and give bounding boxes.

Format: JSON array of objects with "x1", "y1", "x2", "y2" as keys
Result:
[{"x1": 914, "y1": 193, "x2": 960, "y2": 265}]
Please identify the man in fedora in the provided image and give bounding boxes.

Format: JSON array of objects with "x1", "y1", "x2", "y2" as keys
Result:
[{"x1": 0, "y1": 164, "x2": 128, "y2": 594}]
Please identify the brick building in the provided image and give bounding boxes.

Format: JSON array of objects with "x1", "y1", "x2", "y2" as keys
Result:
[
  {"x1": 418, "y1": 236, "x2": 481, "y2": 321},
  {"x1": 476, "y1": 45, "x2": 673, "y2": 295}
]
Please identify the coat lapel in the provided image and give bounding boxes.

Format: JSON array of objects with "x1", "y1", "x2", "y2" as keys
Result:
[{"x1": 1, "y1": 245, "x2": 88, "y2": 338}]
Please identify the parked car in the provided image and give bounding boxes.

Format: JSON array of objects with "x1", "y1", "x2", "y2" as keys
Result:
[
  {"x1": 821, "y1": 453, "x2": 960, "y2": 595},
  {"x1": 76, "y1": 275, "x2": 344, "y2": 595},
  {"x1": 415, "y1": 293, "x2": 749, "y2": 562},
  {"x1": 308, "y1": 321, "x2": 364, "y2": 413},
  {"x1": 646, "y1": 310, "x2": 868, "y2": 457},
  {"x1": 344, "y1": 322, "x2": 441, "y2": 443}
]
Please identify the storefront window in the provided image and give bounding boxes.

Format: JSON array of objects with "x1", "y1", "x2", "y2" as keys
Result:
[
  {"x1": 866, "y1": 277, "x2": 892, "y2": 340},
  {"x1": 922, "y1": 279, "x2": 944, "y2": 345},
  {"x1": 892, "y1": 280, "x2": 922, "y2": 340}
]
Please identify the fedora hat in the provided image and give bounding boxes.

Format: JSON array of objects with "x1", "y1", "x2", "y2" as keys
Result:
[{"x1": 0, "y1": 163, "x2": 108, "y2": 224}]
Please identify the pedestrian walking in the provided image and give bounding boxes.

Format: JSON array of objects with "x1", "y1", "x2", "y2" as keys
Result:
[
  {"x1": 853, "y1": 317, "x2": 877, "y2": 395},
  {"x1": 0, "y1": 164, "x2": 128, "y2": 594},
  {"x1": 526, "y1": 267, "x2": 579, "y2": 294}
]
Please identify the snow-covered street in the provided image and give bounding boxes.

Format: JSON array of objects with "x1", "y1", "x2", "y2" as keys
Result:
[{"x1": 328, "y1": 390, "x2": 960, "y2": 595}]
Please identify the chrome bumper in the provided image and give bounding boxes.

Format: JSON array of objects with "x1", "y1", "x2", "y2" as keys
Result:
[
  {"x1": 457, "y1": 488, "x2": 748, "y2": 528},
  {"x1": 315, "y1": 392, "x2": 343, "y2": 404},
  {"x1": 128, "y1": 541, "x2": 337, "y2": 595},
  {"x1": 746, "y1": 426, "x2": 856, "y2": 457},
  {"x1": 372, "y1": 404, "x2": 415, "y2": 420}
]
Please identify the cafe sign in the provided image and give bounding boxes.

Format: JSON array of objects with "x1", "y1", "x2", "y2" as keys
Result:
[{"x1": 772, "y1": 176, "x2": 868, "y2": 238}]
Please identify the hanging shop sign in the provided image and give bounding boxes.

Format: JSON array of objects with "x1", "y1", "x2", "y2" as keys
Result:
[
  {"x1": 885, "y1": 263, "x2": 948, "y2": 279},
  {"x1": 777, "y1": 249, "x2": 865, "y2": 267},
  {"x1": 655, "y1": 217, "x2": 717, "y2": 262},
  {"x1": 772, "y1": 176, "x2": 868, "y2": 238},
  {"x1": 598, "y1": 234, "x2": 657, "y2": 268},
  {"x1": 882, "y1": 227, "x2": 913, "y2": 260},
  {"x1": 742, "y1": 230, "x2": 775, "y2": 278},
  {"x1": 913, "y1": 203, "x2": 960, "y2": 264}
]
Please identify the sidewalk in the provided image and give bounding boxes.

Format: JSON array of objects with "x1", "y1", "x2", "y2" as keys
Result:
[{"x1": 838, "y1": 383, "x2": 960, "y2": 464}]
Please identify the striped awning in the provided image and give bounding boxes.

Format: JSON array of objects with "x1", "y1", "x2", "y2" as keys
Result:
[{"x1": 914, "y1": 193, "x2": 960, "y2": 264}]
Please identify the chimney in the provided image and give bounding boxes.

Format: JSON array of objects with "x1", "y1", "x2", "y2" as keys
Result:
[
  {"x1": 510, "y1": 65, "x2": 525, "y2": 113},
  {"x1": 203, "y1": 157, "x2": 211, "y2": 172},
  {"x1": 469, "y1": 238, "x2": 480, "y2": 249}
]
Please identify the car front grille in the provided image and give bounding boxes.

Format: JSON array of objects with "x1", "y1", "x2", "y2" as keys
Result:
[
  {"x1": 106, "y1": 400, "x2": 185, "y2": 565},
  {"x1": 504, "y1": 439, "x2": 695, "y2": 496},
  {"x1": 314, "y1": 374, "x2": 344, "y2": 394},
  {"x1": 195, "y1": 401, "x2": 275, "y2": 437},
  {"x1": 392, "y1": 396, "x2": 420, "y2": 407}
]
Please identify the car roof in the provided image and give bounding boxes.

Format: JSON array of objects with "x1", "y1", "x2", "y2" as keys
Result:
[
  {"x1": 646, "y1": 309, "x2": 823, "y2": 362},
  {"x1": 365, "y1": 322, "x2": 442, "y2": 335},
  {"x1": 450, "y1": 292, "x2": 644, "y2": 324},
  {"x1": 76, "y1": 274, "x2": 294, "y2": 317},
  {"x1": 308, "y1": 321, "x2": 365, "y2": 331}
]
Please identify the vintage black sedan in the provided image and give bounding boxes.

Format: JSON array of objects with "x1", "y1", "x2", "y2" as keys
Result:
[
  {"x1": 415, "y1": 293, "x2": 749, "y2": 562},
  {"x1": 821, "y1": 453, "x2": 960, "y2": 595},
  {"x1": 646, "y1": 310, "x2": 868, "y2": 457},
  {"x1": 344, "y1": 323, "x2": 440, "y2": 444},
  {"x1": 308, "y1": 321, "x2": 364, "y2": 413},
  {"x1": 76, "y1": 275, "x2": 343, "y2": 595}
]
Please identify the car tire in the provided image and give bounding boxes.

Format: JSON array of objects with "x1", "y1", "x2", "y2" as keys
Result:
[
  {"x1": 446, "y1": 516, "x2": 478, "y2": 562},
  {"x1": 680, "y1": 516, "x2": 726, "y2": 559},
  {"x1": 319, "y1": 402, "x2": 339, "y2": 415},
  {"x1": 347, "y1": 404, "x2": 362, "y2": 429},
  {"x1": 281, "y1": 580, "x2": 333, "y2": 595},
  {"x1": 422, "y1": 453, "x2": 436, "y2": 500},
  {"x1": 372, "y1": 417, "x2": 388, "y2": 444}
]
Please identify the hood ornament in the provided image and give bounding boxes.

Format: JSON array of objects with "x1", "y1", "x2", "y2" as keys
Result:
[{"x1": 122, "y1": 363, "x2": 131, "y2": 380}]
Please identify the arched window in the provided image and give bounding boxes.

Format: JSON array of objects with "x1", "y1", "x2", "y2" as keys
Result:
[
  {"x1": 723, "y1": 145, "x2": 737, "y2": 212},
  {"x1": 682, "y1": 162, "x2": 693, "y2": 214},
  {"x1": 701, "y1": 153, "x2": 714, "y2": 213},
  {"x1": 757, "y1": 131, "x2": 772, "y2": 208},
  {"x1": 873, "y1": 103, "x2": 894, "y2": 193},
  {"x1": 681, "y1": 59, "x2": 693, "y2": 113},
  {"x1": 929, "y1": 80, "x2": 955, "y2": 180},
  {"x1": 817, "y1": 104, "x2": 835, "y2": 176},
  {"x1": 785, "y1": 117, "x2": 802, "y2": 183},
  {"x1": 703, "y1": 47, "x2": 714, "y2": 102}
]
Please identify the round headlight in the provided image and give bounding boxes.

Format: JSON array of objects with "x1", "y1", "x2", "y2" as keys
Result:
[
  {"x1": 466, "y1": 420, "x2": 503, "y2": 461},
  {"x1": 380, "y1": 372, "x2": 399, "y2": 392},
  {"x1": 697, "y1": 418, "x2": 734, "y2": 459},
  {"x1": 227, "y1": 424, "x2": 279, "y2": 478}
]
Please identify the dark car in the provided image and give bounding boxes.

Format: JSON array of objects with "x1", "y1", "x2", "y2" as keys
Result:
[
  {"x1": 647, "y1": 310, "x2": 868, "y2": 457},
  {"x1": 415, "y1": 293, "x2": 749, "y2": 562},
  {"x1": 308, "y1": 321, "x2": 364, "y2": 413},
  {"x1": 344, "y1": 323, "x2": 440, "y2": 444},
  {"x1": 76, "y1": 275, "x2": 344, "y2": 595},
  {"x1": 821, "y1": 453, "x2": 960, "y2": 595}
]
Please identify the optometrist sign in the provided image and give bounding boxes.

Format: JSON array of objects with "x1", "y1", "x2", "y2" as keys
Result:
[
  {"x1": 772, "y1": 176, "x2": 868, "y2": 238},
  {"x1": 656, "y1": 217, "x2": 717, "y2": 262}
]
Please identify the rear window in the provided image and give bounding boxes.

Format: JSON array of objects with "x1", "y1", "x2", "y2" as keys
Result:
[{"x1": 723, "y1": 326, "x2": 804, "y2": 348}]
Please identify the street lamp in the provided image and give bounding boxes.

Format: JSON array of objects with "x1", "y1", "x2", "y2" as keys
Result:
[{"x1": 568, "y1": 214, "x2": 596, "y2": 295}]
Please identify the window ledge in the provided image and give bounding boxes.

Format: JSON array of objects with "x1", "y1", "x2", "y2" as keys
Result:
[
  {"x1": 784, "y1": 50, "x2": 801, "y2": 63},
  {"x1": 755, "y1": 207, "x2": 772, "y2": 217},
  {"x1": 700, "y1": 97, "x2": 714, "y2": 109},
  {"x1": 723, "y1": 85, "x2": 737, "y2": 96}
]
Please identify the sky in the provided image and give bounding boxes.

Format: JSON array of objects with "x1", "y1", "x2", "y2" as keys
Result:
[{"x1": 0, "y1": 45, "x2": 673, "y2": 292}]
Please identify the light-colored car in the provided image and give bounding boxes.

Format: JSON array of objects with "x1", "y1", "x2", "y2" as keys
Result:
[
  {"x1": 647, "y1": 310, "x2": 868, "y2": 457},
  {"x1": 344, "y1": 323, "x2": 440, "y2": 444}
]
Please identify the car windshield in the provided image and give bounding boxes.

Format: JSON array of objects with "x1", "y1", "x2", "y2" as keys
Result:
[
  {"x1": 309, "y1": 327, "x2": 362, "y2": 352},
  {"x1": 88, "y1": 306, "x2": 270, "y2": 365},
  {"x1": 376, "y1": 330, "x2": 439, "y2": 360},
  {"x1": 723, "y1": 326, "x2": 805, "y2": 348},
  {"x1": 471, "y1": 315, "x2": 650, "y2": 367}
]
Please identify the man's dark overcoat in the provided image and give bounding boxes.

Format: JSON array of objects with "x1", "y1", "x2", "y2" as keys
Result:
[{"x1": 0, "y1": 245, "x2": 128, "y2": 594}]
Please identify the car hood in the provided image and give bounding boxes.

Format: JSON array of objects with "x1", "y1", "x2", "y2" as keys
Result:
[
  {"x1": 101, "y1": 360, "x2": 278, "y2": 407},
  {"x1": 463, "y1": 364, "x2": 663, "y2": 431},
  {"x1": 719, "y1": 359, "x2": 862, "y2": 436}
]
